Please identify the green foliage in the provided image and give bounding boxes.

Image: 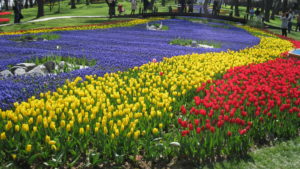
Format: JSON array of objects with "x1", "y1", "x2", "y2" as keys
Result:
[
  {"x1": 152, "y1": 23, "x2": 169, "y2": 30},
  {"x1": 10, "y1": 33, "x2": 60, "y2": 42},
  {"x1": 247, "y1": 19, "x2": 264, "y2": 29},
  {"x1": 169, "y1": 38, "x2": 222, "y2": 48}
]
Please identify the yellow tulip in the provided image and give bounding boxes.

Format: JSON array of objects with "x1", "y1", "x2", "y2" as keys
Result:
[
  {"x1": 152, "y1": 128, "x2": 159, "y2": 134},
  {"x1": 26, "y1": 144, "x2": 32, "y2": 152},
  {"x1": 22, "y1": 124, "x2": 29, "y2": 132},
  {"x1": 0, "y1": 132, "x2": 6, "y2": 140},
  {"x1": 79, "y1": 128, "x2": 84, "y2": 135}
]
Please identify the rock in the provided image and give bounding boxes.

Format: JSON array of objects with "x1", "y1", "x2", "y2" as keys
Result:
[
  {"x1": 79, "y1": 65, "x2": 89, "y2": 69},
  {"x1": 14, "y1": 68, "x2": 26, "y2": 76},
  {"x1": 15, "y1": 63, "x2": 36, "y2": 72},
  {"x1": 27, "y1": 65, "x2": 48, "y2": 76},
  {"x1": 10, "y1": 66, "x2": 25, "y2": 73},
  {"x1": 25, "y1": 36, "x2": 34, "y2": 41},
  {"x1": 44, "y1": 61, "x2": 56, "y2": 73},
  {"x1": 37, "y1": 37, "x2": 44, "y2": 41},
  {"x1": 191, "y1": 40, "x2": 197, "y2": 47},
  {"x1": 16, "y1": 63, "x2": 36, "y2": 67},
  {"x1": 58, "y1": 61, "x2": 66, "y2": 69},
  {"x1": 0, "y1": 70, "x2": 13, "y2": 77},
  {"x1": 170, "y1": 142, "x2": 180, "y2": 147}
]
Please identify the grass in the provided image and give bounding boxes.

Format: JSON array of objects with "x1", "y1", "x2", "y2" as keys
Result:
[
  {"x1": 268, "y1": 28, "x2": 300, "y2": 41},
  {"x1": 198, "y1": 136, "x2": 300, "y2": 169},
  {"x1": 10, "y1": 33, "x2": 60, "y2": 41},
  {"x1": 28, "y1": 55, "x2": 96, "y2": 67},
  {"x1": 169, "y1": 38, "x2": 221, "y2": 48},
  {"x1": 2, "y1": 1, "x2": 173, "y2": 24},
  {"x1": 0, "y1": 17, "x2": 129, "y2": 32},
  {"x1": 152, "y1": 23, "x2": 169, "y2": 30}
]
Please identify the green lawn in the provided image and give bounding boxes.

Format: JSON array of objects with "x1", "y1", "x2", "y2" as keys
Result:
[
  {"x1": 2, "y1": 1, "x2": 174, "y2": 24},
  {"x1": 204, "y1": 136, "x2": 300, "y2": 169},
  {"x1": 167, "y1": 136, "x2": 300, "y2": 169},
  {"x1": 268, "y1": 28, "x2": 300, "y2": 41},
  {"x1": 0, "y1": 17, "x2": 130, "y2": 32},
  {"x1": 0, "y1": 1, "x2": 176, "y2": 32}
]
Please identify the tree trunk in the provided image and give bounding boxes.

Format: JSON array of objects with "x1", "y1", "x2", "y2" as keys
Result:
[
  {"x1": 25, "y1": 0, "x2": 29, "y2": 8},
  {"x1": 86, "y1": 0, "x2": 90, "y2": 5},
  {"x1": 271, "y1": 0, "x2": 280, "y2": 20},
  {"x1": 264, "y1": 0, "x2": 273, "y2": 22},
  {"x1": 29, "y1": 0, "x2": 34, "y2": 7},
  {"x1": 234, "y1": 0, "x2": 239, "y2": 17},
  {"x1": 162, "y1": 0, "x2": 165, "y2": 6},
  {"x1": 4, "y1": 0, "x2": 9, "y2": 10},
  {"x1": 203, "y1": 0, "x2": 209, "y2": 14},
  {"x1": 57, "y1": 0, "x2": 61, "y2": 13},
  {"x1": 36, "y1": 0, "x2": 44, "y2": 18},
  {"x1": 71, "y1": 0, "x2": 77, "y2": 9},
  {"x1": 246, "y1": 0, "x2": 251, "y2": 13},
  {"x1": 282, "y1": 0, "x2": 288, "y2": 12}
]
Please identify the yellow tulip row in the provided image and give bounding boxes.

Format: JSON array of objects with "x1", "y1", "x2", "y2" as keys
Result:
[
  {"x1": 0, "y1": 17, "x2": 164, "y2": 36},
  {"x1": 0, "y1": 25, "x2": 293, "y2": 154}
]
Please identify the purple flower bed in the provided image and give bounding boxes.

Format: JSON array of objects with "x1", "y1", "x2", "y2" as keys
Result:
[{"x1": 0, "y1": 19, "x2": 259, "y2": 110}]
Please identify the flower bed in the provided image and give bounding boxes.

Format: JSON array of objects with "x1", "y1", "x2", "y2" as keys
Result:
[
  {"x1": 178, "y1": 57, "x2": 300, "y2": 161},
  {"x1": 0, "y1": 20, "x2": 295, "y2": 166},
  {"x1": 0, "y1": 19, "x2": 259, "y2": 110}
]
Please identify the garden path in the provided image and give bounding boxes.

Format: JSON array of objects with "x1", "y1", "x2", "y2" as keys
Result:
[{"x1": 0, "y1": 15, "x2": 106, "y2": 27}]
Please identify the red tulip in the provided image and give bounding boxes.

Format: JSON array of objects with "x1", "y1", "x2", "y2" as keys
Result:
[{"x1": 227, "y1": 131, "x2": 232, "y2": 136}]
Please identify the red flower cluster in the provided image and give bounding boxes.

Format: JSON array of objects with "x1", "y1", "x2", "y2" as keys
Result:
[{"x1": 178, "y1": 57, "x2": 300, "y2": 137}]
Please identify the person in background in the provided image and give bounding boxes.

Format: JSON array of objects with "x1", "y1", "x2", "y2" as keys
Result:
[
  {"x1": 13, "y1": 0, "x2": 23, "y2": 23},
  {"x1": 287, "y1": 9, "x2": 294, "y2": 33},
  {"x1": 281, "y1": 12, "x2": 289, "y2": 37},
  {"x1": 249, "y1": 7, "x2": 255, "y2": 20},
  {"x1": 131, "y1": 0, "x2": 137, "y2": 15},
  {"x1": 295, "y1": 14, "x2": 300, "y2": 32},
  {"x1": 117, "y1": 3, "x2": 125, "y2": 15}
]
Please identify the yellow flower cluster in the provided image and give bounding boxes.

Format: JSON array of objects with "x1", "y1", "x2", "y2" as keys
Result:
[
  {"x1": 0, "y1": 26, "x2": 293, "y2": 154},
  {"x1": 0, "y1": 17, "x2": 164, "y2": 36}
]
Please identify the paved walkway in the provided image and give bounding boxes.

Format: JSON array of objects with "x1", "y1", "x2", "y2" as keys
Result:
[{"x1": 0, "y1": 15, "x2": 106, "y2": 27}]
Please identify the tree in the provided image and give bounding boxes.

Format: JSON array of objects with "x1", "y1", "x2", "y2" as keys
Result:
[
  {"x1": 71, "y1": 0, "x2": 77, "y2": 9},
  {"x1": 203, "y1": 0, "x2": 209, "y2": 14},
  {"x1": 25, "y1": 0, "x2": 29, "y2": 8},
  {"x1": 4, "y1": 0, "x2": 9, "y2": 10},
  {"x1": 264, "y1": 0, "x2": 273, "y2": 22},
  {"x1": 246, "y1": 0, "x2": 251, "y2": 13},
  {"x1": 282, "y1": 0, "x2": 288, "y2": 12},
  {"x1": 29, "y1": 0, "x2": 34, "y2": 7},
  {"x1": 271, "y1": 0, "x2": 281, "y2": 20},
  {"x1": 36, "y1": 0, "x2": 44, "y2": 18},
  {"x1": 233, "y1": 0, "x2": 240, "y2": 17},
  {"x1": 86, "y1": 0, "x2": 90, "y2": 5}
]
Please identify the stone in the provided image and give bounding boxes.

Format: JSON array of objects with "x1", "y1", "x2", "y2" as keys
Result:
[
  {"x1": 44, "y1": 61, "x2": 56, "y2": 73},
  {"x1": 14, "y1": 63, "x2": 36, "y2": 72},
  {"x1": 10, "y1": 66, "x2": 25, "y2": 73},
  {"x1": 79, "y1": 65, "x2": 89, "y2": 69},
  {"x1": 191, "y1": 40, "x2": 197, "y2": 47},
  {"x1": 14, "y1": 68, "x2": 26, "y2": 76},
  {"x1": 25, "y1": 36, "x2": 34, "y2": 41},
  {"x1": 58, "y1": 61, "x2": 66, "y2": 69},
  {"x1": 16, "y1": 63, "x2": 36, "y2": 67},
  {"x1": 170, "y1": 142, "x2": 181, "y2": 147},
  {"x1": 0, "y1": 70, "x2": 13, "y2": 77},
  {"x1": 37, "y1": 37, "x2": 44, "y2": 41},
  {"x1": 27, "y1": 65, "x2": 48, "y2": 76}
]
